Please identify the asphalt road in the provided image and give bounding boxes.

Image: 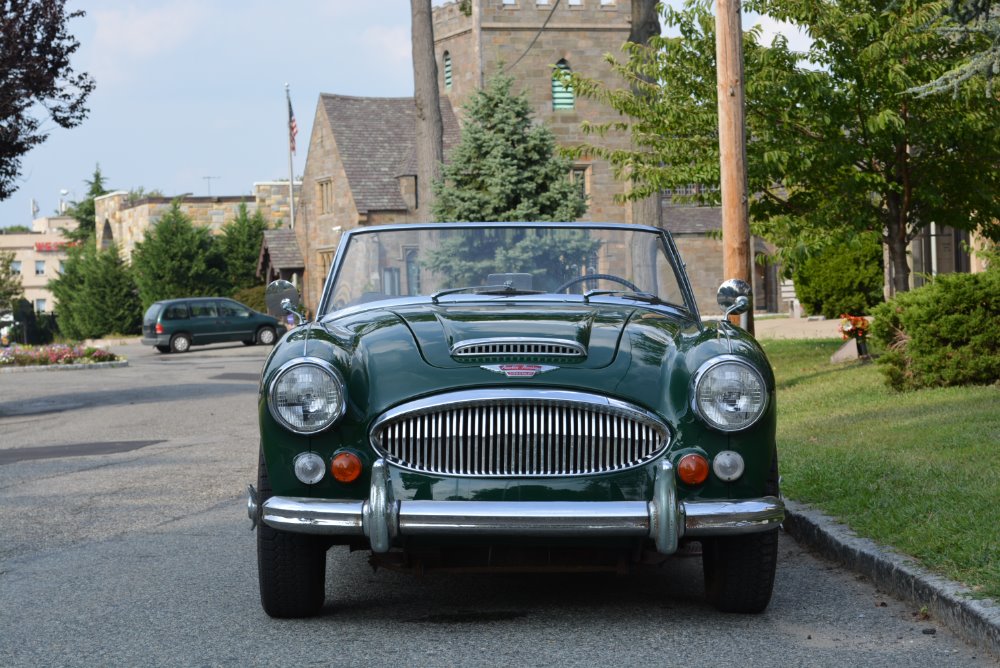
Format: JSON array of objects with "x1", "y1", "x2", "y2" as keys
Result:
[{"x1": 0, "y1": 342, "x2": 991, "y2": 667}]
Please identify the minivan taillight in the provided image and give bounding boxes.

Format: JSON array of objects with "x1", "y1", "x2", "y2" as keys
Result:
[{"x1": 155, "y1": 323, "x2": 164, "y2": 334}]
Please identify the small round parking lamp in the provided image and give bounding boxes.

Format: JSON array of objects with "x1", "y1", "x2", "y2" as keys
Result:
[
  {"x1": 677, "y1": 453, "x2": 710, "y2": 486},
  {"x1": 331, "y1": 452, "x2": 363, "y2": 483},
  {"x1": 712, "y1": 450, "x2": 745, "y2": 482},
  {"x1": 293, "y1": 452, "x2": 326, "y2": 485}
]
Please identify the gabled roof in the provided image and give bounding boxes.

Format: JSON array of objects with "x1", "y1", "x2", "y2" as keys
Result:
[
  {"x1": 320, "y1": 94, "x2": 460, "y2": 213},
  {"x1": 259, "y1": 228, "x2": 304, "y2": 272}
]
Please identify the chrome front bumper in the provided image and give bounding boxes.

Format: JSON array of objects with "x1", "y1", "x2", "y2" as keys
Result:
[{"x1": 248, "y1": 459, "x2": 784, "y2": 555}]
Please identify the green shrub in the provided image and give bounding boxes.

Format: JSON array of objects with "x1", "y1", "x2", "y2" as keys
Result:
[
  {"x1": 793, "y1": 237, "x2": 883, "y2": 319},
  {"x1": 871, "y1": 268, "x2": 1000, "y2": 390},
  {"x1": 232, "y1": 285, "x2": 266, "y2": 312}
]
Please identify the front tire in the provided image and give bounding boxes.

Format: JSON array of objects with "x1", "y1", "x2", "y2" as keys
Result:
[
  {"x1": 257, "y1": 450, "x2": 327, "y2": 618},
  {"x1": 702, "y1": 529, "x2": 779, "y2": 613},
  {"x1": 256, "y1": 327, "x2": 276, "y2": 345}
]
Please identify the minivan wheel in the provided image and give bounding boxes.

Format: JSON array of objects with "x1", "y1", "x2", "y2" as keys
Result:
[
  {"x1": 256, "y1": 327, "x2": 276, "y2": 345},
  {"x1": 170, "y1": 333, "x2": 191, "y2": 353}
]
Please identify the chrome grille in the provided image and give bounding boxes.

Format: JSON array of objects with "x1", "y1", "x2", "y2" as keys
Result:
[
  {"x1": 371, "y1": 390, "x2": 669, "y2": 477},
  {"x1": 451, "y1": 338, "x2": 585, "y2": 358}
]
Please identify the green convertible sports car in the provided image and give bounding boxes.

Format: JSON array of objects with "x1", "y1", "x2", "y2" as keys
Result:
[{"x1": 248, "y1": 222, "x2": 783, "y2": 618}]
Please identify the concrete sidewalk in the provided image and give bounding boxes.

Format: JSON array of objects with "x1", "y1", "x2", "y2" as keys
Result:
[{"x1": 754, "y1": 316, "x2": 842, "y2": 340}]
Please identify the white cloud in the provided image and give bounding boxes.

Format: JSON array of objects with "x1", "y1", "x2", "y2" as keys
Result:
[{"x1": 89, "y1": 1, "x2": 212, "y2": 85}]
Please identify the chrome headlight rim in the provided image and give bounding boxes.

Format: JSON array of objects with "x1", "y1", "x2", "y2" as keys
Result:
[
  {"x1": 267, "y1": 357, "x2": 347, "y2": 434},
  {"x1": 691, "y1": 355, "x2": 769, "y2": 433}
]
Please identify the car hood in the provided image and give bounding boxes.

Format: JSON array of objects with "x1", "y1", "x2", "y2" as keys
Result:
[{"x1": 388, "y1": 302, "x2": 635, "y2": 369}]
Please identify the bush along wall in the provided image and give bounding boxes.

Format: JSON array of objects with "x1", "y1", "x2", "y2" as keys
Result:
[
  {"x1": 871, "y1": 267, "x2": 1000, "y2": 390},
  {"x1": 792, "y1": 236, "x2": 884, "y2": 319}
]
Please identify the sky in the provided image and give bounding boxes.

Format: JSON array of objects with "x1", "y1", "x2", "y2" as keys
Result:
[{"x1": 0, "y1": 0, "x2": 809, "y2": 229}]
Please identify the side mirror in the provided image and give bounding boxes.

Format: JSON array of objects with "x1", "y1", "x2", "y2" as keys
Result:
[
  {"x1": 717, "y1": 278, "x2": 752, "y2": 317},
  {"x1": 265, "y1": 280, "x2": 305, "y2": 325}
]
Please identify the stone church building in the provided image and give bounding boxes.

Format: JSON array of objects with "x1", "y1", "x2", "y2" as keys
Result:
[{"x1": 277, "y1": 0, "x2": 780, "y2": 314}]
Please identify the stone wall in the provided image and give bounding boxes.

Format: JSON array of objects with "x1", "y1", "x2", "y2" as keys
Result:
[{"x1": 434, "y1": 0, "x2": 632, "y2": 225}]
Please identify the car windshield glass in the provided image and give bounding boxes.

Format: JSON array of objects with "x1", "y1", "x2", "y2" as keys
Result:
[{"x1": 323, "y1": 225, "x2": 688, "y2": 313}]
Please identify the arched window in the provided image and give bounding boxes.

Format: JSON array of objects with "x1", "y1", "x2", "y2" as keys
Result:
[
  {"x1": 552, "y1": 60, "x2": 574, "y2": 110},
  {"x1": 443, "y1": 51, "x2": 453, "y2": 91}
]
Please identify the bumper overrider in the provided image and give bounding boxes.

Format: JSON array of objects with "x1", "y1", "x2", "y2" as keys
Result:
[{"x1": 247, "y1": 459, "x2": 784, "y2": 555}]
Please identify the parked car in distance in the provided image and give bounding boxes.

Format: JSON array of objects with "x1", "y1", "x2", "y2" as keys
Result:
[
  {"x1": 142, "y1": 297, "x2": 285, "y2": 353},
  {"x1": 248, "y1": 222, "x2": 783, "y2": 618}
]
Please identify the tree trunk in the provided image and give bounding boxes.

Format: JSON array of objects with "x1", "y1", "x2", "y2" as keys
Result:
[
  {"x1": 411, "y1": 0, "x2": 444, "y2": 220},
  {"x1": 885, "y1": 195, "x2": 911, "y2": 295},
  {"x1": 629, "y1": 0, "x2": 662, "y2": 230}
]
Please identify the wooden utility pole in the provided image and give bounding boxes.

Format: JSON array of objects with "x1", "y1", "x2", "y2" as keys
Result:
[
  {"x1": 715, "y1": 0, "x2": 754, "y2": 334},
  {"x1": 411, "y1": 0, "x2": 444, "y2": 219}
]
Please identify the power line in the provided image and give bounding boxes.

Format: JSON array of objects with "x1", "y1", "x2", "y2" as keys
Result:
[{"x1": 503, "y1": 0, "x2": 561, "y2": 74}]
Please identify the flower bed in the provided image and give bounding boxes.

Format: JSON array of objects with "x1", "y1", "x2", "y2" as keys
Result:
[{"x1": 0, "y1": 343, "x2": 121, "y2": 367}]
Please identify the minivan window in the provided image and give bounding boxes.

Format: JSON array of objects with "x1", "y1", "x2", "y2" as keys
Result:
[
  {"x1": 219, "y1": 301, "x2": 251, "y2": 318},
  {"x1": 143, "y1": 304, "x2": 163, "y2": 323},
  {"x1": 190, "y1": 302, "x2": 217, "y2": 318},
  {"x1": 163, "y1": 304, "x2": 189, "y2": 320}
]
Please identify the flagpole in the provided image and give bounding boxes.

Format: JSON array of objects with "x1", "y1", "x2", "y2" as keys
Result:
[{"x1": 285, "y1": 83, "x2": 296, "y2": 230}]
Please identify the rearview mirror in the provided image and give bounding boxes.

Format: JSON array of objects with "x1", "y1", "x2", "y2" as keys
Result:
[
  {"x1": 717, "y1": 279, "x2": 751, "y2": 317},
  {"x1": 265, "y1": 280, "x2": 303, "y2": 324}
]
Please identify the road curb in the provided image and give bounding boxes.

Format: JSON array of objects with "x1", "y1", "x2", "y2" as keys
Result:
[
  {"x1": 783, "y1": 499, "x2": 1000, "y2": 660},
  {"x1": 0, "y1": 360, "x2": 129, "y2": 374}
]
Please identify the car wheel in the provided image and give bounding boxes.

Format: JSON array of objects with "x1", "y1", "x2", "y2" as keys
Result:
[
  {"x1": 169, "y1": 333, "x2": 191, "y2": 353},
  {"x1": 256, "y1": 327, "x2": 276, "y2": 346},
  {"x1": 155, "y1": 345, "x2": 170, "y2": 353},
  {"x1": 257, "y1": 449, "x2": 327, "y2": 618},
  {"x1": 242, "y1": 340, "x2": 255, "y2": 346},
  {"x1": 701, "y1": 528, "x2": 779, "y2": 614}
]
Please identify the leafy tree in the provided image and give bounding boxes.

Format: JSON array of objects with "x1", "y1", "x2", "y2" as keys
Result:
[
  {"x1": 1, "y1": 225, "x2": 31, "y2": 233},
  {"x1": 431, "y1": 74, "x2": 588, "y2": 223},
  {"x1": 220, "y1": 203, "x2": 268, "y2": 292},
  {"x1": 49, "y1": 243, "x2": 141, "y2": 339},
  {"x1": 131, "y1": 202, "x2": 225, "y2": 308},
  {"x1": 0, "y1": 1, "x2": 95, "y2": 200},
  {"x1": 566, "y1": 0, "x2": 1000, "y2": 293},
  {"x1": 0, "y1": 249, "x2": 23, "y2": 314},
  {"x1": 64, "y1": 164, "x2": 109, "y2": 242}
]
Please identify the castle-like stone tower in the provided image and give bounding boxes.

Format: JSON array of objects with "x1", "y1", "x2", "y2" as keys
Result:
[{"x1": 433, "y1": 0, "x2": 633, "y2": 223}]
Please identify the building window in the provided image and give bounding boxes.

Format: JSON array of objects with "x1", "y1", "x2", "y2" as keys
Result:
[
  {"x1": 35, "y1": 260, "x2": 45, "y2": 276},
  {"x1": 382, "y1": 268, "x2": 401, "y2": 296},
  {"x1": 570, "y1": 165, "x2": 590, "y2": 199},
  {"x1": 502, "y1": 0, "x2": 516, "y2": 4},
  {"x1": 11, "y1": 260, "x2": 20, "y2": 274},
  {"x1": 35, "y1": 299, "x2": 46, "y2": 313},
  {"x1": 600, "y1": 0, "x2": 615, "y2": 5},
  {"x1": 405, "y1": 248, "x2": 421, "y2": 295},
  {"x1": 552, "y1": 60, "x2": 574, "y2": 110},
  {"x1": 59, "y1": 261, "x2": 66, "y2": 273},
  {"x1": 318, "y1": 179, "x2": 334, "y2": 214},
  {"x1": 443, "y1": 51, "x2": 452, "y2": 91},
  {"x1": 568, "y1": 0, "x2": 582, "y2": 5}
]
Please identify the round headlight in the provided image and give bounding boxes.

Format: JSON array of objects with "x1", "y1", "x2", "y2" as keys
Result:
[
  {"x1": 268, "y1": 359, "x2": 346, "y2": 434},
  {"x1": 693, "y1": 357, "x2": 767, "y2": 432}
]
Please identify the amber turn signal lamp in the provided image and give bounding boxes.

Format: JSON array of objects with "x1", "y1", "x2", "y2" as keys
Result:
[
  {"x1": 331, "y1": 452, "x2": 363, "y2": 483},
  {"x1": 677, "y1": 453, "x2": 710, "y2": 486}
]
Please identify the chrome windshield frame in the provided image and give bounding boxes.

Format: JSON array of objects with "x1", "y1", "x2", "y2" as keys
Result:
[{"x1": 315, "y1": 222, "x2": 703, "y2": 325}]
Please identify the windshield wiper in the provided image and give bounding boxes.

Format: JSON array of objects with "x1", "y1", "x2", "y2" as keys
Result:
[
  {"x1": 582, "y1": 289, "x2": 668, "y2": 306},
  {"x1": 431, "y1": 284, "x2": 541, "y2": 303}
]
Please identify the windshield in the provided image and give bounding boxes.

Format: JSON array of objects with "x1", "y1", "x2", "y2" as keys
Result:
[{"x1": 322, "y1": 225, "x2": 689, "y2": 314}]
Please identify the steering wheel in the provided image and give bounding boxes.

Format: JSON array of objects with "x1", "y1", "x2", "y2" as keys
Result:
[{"x1": 555, "y1": 273, "x2": 641, "y2": 294}]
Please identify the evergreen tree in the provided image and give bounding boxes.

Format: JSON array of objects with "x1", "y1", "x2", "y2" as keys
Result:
[
  {"x1": 131, "y1": 202, "x2": 225, "y2": 308},
  {"x1": 220, "y1": 203, "x2": 267, "y2": 292},
  {"x1": 64, "y1": 164, "x2": 109, "y2": 242},
  {"x1": 50, "y1": 243, "x2": 141, "y2": 339},
  {"x1": 0, "y1": 250, "x2": 23, "y2": 315},
  {"x1": 431, "y1": 74, "x2": 587, "y2": 223}
]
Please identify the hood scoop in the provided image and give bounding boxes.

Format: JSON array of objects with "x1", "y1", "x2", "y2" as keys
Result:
[{"x1": 450, "y1": 337, "x2": 586, "y2": 359}]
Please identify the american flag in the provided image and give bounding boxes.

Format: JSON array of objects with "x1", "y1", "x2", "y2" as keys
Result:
[{"x1": 288, "y1": 96, "x2": 298, "y2": 155}]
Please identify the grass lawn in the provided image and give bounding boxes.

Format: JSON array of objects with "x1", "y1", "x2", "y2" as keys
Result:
[{"x1": 761, "y1": 339, "x2": 1000, "y2": 600}]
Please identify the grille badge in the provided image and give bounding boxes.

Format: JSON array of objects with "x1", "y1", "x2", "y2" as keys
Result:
[{"x1": 481, "y1": 364, "x2": 558, "y2": 378}]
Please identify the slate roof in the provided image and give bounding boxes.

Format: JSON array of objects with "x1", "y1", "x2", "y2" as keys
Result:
[
  {"x1": 321, "y1": 94, "x2": 460, "y2": 214},
  {"x1": 260, "y1": 228, "x2": 304, "y2": 270}
]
